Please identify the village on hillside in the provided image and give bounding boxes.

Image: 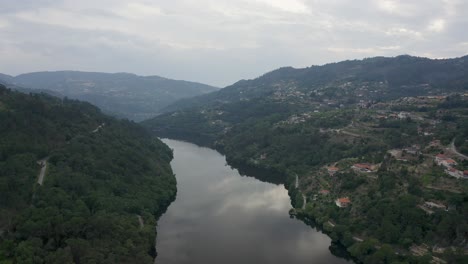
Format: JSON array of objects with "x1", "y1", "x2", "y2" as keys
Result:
[{"x1": 284, "y1": 93, "x2": 468, "y2": 262}]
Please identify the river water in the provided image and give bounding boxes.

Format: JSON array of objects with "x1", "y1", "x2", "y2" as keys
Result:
[{"x1": 156, "y1": 139, "x2": 351, "y2": 264}]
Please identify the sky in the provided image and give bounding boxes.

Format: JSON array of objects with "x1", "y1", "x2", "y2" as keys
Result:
[{"x1": 0, "y1": 0, "x2": 467, "y2": 87}]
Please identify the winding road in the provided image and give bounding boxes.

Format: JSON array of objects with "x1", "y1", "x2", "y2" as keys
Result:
[
  {"x1": 92, "y1": 123, "x2": 104, "y2": 133},
  {"x1": 449, "y1": 139, "x2": 468, "y2": 160},
  {"x1": 295, "y1": 175, "x2": 307, "y2": 209},
  {"x1": 37, "y1": 159, "x2": 48, "y2": 185},
  {"x1": 137, "y1": 215, "x2": 144, "y2": 229}
]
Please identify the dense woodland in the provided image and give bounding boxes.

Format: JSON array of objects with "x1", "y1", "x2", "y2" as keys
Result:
[
  {"x1": 0, "y1": 85, "x2": 176, "y2": 263},
  {"x1": 144, "y1": 56, "x2": 468, "y2": 264}
]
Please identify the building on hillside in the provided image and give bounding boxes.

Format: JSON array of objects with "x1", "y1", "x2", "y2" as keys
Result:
[
  {"x1": 351, "y1": 163, "x2": 376, "y2": 173},
  {"x1": 429, "y1": 140, "x2": 441, "y2": 147},
  {"x1": 335, "y1": 197, "x2": 351, "y2": 208},
  {"x1": 434, "y1": 154, "x2": 458, "y2": 168},
  {"x1": 398, "y1": 112, "x2": 410, "y2": 119},
  {"x1": 358, "y1": 100, "x2": 370, "y2": 109},
  {"x1": 435, "y1": 153, "x2": 447, "y2": 163},
  {"x1": 388, "y1": 149, "x2": 401, "y2": 159},
  {"x1": 441, "y1": 159, "x2": 457, "y2": 168},
  {"x1": 445, "y1": 168, "x2": 463, "y2": 179},
  {"x1": 327, "y1": 166, "x2": 339, "y2": 176},
  {"x1": 319, "y1": 190, "x2": 330, "y2": 195},
  {"x1": 403, "y1": 145, "x2": 420, "y2": 155},
  {"x1": 424, "y1": 201, "x2": 447, "y2": 211}
]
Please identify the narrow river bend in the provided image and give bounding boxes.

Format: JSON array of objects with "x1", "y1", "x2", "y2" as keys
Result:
[{"x1": 156, "y1": 139, "x2": 351, "y2": 264}]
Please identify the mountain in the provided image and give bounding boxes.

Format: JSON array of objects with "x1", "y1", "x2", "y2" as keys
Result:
[
  {"x1": 161, "y1": 55, "x2": 468, "y2": 113},
  {"x1": 0, "y1": 84, "x2": 176, "y2": 263},
  {"x1": 1, "y1": 71, "x2": 218, "y2": 121},
  {"x1": 143, "y1": 55, "x2": 468, "y2": 263},
  {"x1": 145, "y1": 55, "x2": 468, "y2": 145},
  {"x1": 0, "y1": 74, "x2": 13, "y2": 83},
  {"x1": 0, "y1": 77, "x2": 63, "y2": 98}
]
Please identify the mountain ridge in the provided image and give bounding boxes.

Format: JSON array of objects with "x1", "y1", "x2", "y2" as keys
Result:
[
  {"x1": 160, "y1": 54, "x2": 468, "y2": 113},
  {"x1": 0, "y1": 70, "x2": 218, "y2": 121}
]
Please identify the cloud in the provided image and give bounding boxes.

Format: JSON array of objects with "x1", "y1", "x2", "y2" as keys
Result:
[
  {"x1": 114, "y1": 2, "x2": 163, "y2": 19},
  {"x1": 379, "y1": 45, "x2": 402, "y2": 50},
  {"x1": 0, "y1": 0, "x2": 466, "y2": 86},
  {"x1": 215, "y1": 184, "x2": 290, "y2": 214},
  {"x1": 385, "y1": 27, "x2": 423, "y2": 38},
  {"x1": 0, "y1": 18, "x2": 9, "y2": 28},
  {"x1": 377, "y1": 0, "x2": 400, "y2": 14},
  {"x1": 427, "y1": 18, "x2": 446, "y2": 32},
  {"x1": 327, "y1": 47, "x2": 377, "y2": 54},
  {"x1": 326, "y1": 45, "x2": 401, "y2": 55},
  {"x1": 253, "y1": 0, "x2": 310, "y2": 14}
]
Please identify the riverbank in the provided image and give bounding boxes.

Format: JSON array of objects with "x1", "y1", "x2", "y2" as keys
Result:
[
  {"x1": 156, "y1": 137, "x2": 356, "y2": 262},
  {"x1": 155, "y1": 139, "x2": 350, "y2": 264},
  {"x1": 157, "y1": 125, "x2": 468, "y2": 263}
]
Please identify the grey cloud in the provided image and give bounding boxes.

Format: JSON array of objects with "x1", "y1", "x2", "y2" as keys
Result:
[
  {"x1": 0, "y1": 0, "x2": 466, "y2": 86},
  {"x1": 0, "y1": 0, "x2": 54, "y2": 12}
]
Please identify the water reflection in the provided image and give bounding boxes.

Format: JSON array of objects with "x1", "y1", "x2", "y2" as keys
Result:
[
  {"x1": 228, "y1": 158, "x2": 286, "y2": 185},
  {"x1": 156, "y1": 139, "x2": 351, "y2": 264}
]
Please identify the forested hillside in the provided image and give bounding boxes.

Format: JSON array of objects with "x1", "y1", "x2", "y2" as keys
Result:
[
  {"x1": 0, "y1": 84, "x2": 176, "y2": 263},
  {"x1": 143, "y1": 55, "x2": 468, "y2": 263},
  {"x1": 162, "y1": 55, "x2": 468, "y2": 113},
  {"x1": 0, "y1": 71, "x2": 218, "y2": 121}
]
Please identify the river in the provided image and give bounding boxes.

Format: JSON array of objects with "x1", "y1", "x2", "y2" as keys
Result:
[{"x1": 156, "y1": 139, "x2": 351, "y2": 264}]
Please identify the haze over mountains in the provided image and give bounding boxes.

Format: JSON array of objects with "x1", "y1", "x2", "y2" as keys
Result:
[{"x1": 0, "y1": 71, "x2": 218, "y2": 121}]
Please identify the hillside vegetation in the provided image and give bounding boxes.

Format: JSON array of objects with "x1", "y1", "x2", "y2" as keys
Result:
[
  {"x1": 0, "y1": 71, "x2": 218, "y2": 121},
  {"x1": 143, "y1": 55, "x2": 468, "y2": 264},
  {"x1": 162, "y1": 55, "x2": 468, "y2": 113},
  {"x1": 0, "y1": 85, "x2": 176, "y2": 263}
]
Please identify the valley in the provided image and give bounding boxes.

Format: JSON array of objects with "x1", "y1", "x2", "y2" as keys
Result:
[
  {"x1": 0, "y1": 71, "x2": 218, "y2": 121},
  {"x1": 156, "y1": 139, "x2": 351, "y2": 264},
  {"x1": 1, "y1": 55, "x2": 467, "y2": 264},
  {"x1": 144, "y1": 55, "x2": 468, "y2": 264},
  {"x1": 2, "y1": 1, "x2": 467, "y2": 263}
]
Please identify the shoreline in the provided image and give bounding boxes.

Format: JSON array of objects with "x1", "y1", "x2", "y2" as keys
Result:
[{"x1": 156, "y1": 135, "x2": 356, "y2": 262}]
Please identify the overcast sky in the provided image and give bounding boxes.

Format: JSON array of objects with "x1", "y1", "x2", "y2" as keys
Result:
[{"x1": 0, "y1": 0, "x2": 467, "y2": 86}]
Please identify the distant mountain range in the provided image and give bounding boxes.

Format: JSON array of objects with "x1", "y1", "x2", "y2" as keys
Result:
[
  {"x1": 0, "y1": 71, "x2": 218, "y2": 121},
  {"x1": 161, "y1": 55, "x2": 468, "y2": 113}
]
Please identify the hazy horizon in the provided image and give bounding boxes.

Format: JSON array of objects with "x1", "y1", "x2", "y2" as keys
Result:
[{"x1": 1, "y1": 0, "x2": 467, "y2": 86}]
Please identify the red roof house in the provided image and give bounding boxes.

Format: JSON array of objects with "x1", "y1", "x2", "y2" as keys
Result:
[
  {"x1": 335, "y1": 197, "x2": 351, "y2": 208},
  {"x1": 327, "y1": 167, "x2": 339, "y2": 175},
  {"x1": 352, "y1": 163, "x2": 375, "y2": 172}
]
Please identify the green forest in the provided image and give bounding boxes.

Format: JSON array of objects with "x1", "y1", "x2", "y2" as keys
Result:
[
  {"x1": 143, "y1": 80, "x2": 468, "y2": 263},
  {"x1": 0, "y1": 85, "x2": 176, "y2": 263}
]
